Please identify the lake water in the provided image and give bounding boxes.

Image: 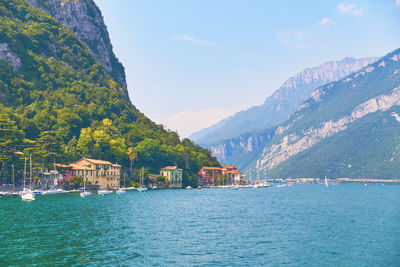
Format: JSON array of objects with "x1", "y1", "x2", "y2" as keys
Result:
[{"x1": 0, "y1": 184, "x2": 399, "y2": 266}]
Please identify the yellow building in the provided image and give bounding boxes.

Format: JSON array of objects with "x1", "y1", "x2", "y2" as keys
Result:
[
  {"x1": 69, "y1": 158, "x2": 121, "y2": 189},
  {"x1": 160, "y1": 166, "x2": 183, "y2": 189}
]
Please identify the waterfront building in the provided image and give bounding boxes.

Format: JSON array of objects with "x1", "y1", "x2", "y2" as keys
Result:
[
  {"x1": 198, "y1": 167, "x2": 223, "y2": 185},
  {"x1": 199, "y1": 165, "x2": 245, "y2": 185},
  {"x1": 68, "y1": 158, "x2": 121, "y2": 189},
  {"x1": 160, "y1": 166, "x2": 183, "y2": 188}
]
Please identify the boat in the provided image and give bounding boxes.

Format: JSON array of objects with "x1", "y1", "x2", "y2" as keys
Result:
[
  {"x1": 186, "y1": 186, "x2": 193, "y2": 190},
  {"x1": 325, "y1": 176, "x2": 328, "y2": 187},
  {"x1": 276, "y1": 184, "x2": 293, "y2": 187},
  {"x1": 98, "y1": 190, "x2": 113, "y2": 195},
  {"x1": 80, "y1": 191, "x2": 92, "y2": 197},
  {"x1": 42, "y1": 186, "x2": 69, "y2": 195},
  {"x1": 230, "y1": 185, "x2": 240, "y2": 190},
  {"x1": 253, "y1": 184, "x2": 259, "y2": 189},
  {"x1": 125, "y1": 187, "x2": 136, "y2": 191},
  {"x1": 80, "y1": 157, "x2": 92, "y2": 198},
  {"x1": 138, "y1": 186, "x2": 147, "y2": 192},
  {"x1": 20, "y1": 154, "x2": 35, "y2": 201},
  {"x1": 21, "y1": 191, "x2": 35, "y2": 201},
  {"x1": 116, "y1": 188, "x2": 126, "y2": 194},
  {"x1": 138, "y1": 168, "x2": 147, "y2": 192}
]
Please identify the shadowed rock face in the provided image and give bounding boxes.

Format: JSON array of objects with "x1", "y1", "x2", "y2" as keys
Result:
[
  {"x1": 0, "y1": 43, "x2": 21, "y2": 71},
  {"x1": 27, "y1": 0, "x2": 129, "y2": 99}
]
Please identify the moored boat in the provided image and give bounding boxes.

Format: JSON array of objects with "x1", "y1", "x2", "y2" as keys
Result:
[
  {"x1": 80, "y1": 191, "x2": 92, "y2": 197},
  {"x1": 98, "y1": 190, "x2": 113, "y2": 195},
  {"x1": 116, "y1": 188, "x2": 126, "y2": 194},
  {"x1": 21, "y1": 191, "x2": 35, "y2": 201}
]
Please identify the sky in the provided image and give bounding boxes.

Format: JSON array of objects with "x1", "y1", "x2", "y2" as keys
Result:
[{"x1": 94, "y1": 0, "x2": 400, "y2": 138}]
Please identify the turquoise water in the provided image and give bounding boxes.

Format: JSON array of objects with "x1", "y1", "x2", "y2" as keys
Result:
[{"x1": 0, "y1": 184, "x2": 399, "y2": 266}]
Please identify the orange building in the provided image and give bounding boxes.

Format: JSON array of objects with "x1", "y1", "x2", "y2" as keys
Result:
[{"x1": 198, "y1": 165, "x2": 244, "y2": 185}]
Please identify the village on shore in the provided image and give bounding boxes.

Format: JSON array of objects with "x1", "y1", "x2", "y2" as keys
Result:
[{"x1": 1, "y1": 155, "x2": 399, "y2": 200}]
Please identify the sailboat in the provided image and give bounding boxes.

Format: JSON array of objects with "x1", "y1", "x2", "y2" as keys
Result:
[
  {"x1": 80, "y1": 157, "x2": 92, "y2": 197},
  {"x1": 116, "y1": 173, "x2": 126, "y2": 194},
  {"x1": 325, "y1": 176, "x2": 329, "y2": 187},
  {"x1": 138, "y1": 168, "x2": 147, "y2": 192},
  {"x1": 21, "y1": 153, "x2": 35, "y2": 201}
]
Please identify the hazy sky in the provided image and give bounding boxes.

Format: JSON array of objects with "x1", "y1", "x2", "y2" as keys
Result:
[{"x1": 94, "y1": 0, "x2": 400, "y2": 138}]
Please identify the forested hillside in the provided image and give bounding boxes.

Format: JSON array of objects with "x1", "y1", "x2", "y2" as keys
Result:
[{"x1": 0, "y1": 0, "x2": 220, "y2": 185}]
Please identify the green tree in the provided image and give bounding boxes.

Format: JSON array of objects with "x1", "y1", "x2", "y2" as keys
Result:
[{"x1": 68, "y1": 175, "x2": 83, "y2": 189}]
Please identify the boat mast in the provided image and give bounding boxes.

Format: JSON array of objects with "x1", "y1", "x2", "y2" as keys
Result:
[
  {"x1": 29, "y1": 153, "x2": 32, "y2": 191},
  {"x1": 83, "y1": 157, "x2": 86, "y2": 192},
  {"x1": 41, "y1": 160, "x2": 43, "y2": 189},
  {"x1": 23, "y1": 157, "x2": 27, "y2": 190},
  {"x1": 12, "y1": 164, "x2": 15, "y2": 192}
]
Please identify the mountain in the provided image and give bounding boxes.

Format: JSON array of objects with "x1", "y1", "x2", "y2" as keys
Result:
[
  {"x1": 26, "y1": 0, "x2": 129, "y2": 98},
  {"x1": 257, "y1": 48, "x2": 400, "y2": 179},
  {"x1": 209, "y1": 127, "x2": 276, "y2": 171},
  {"x1": 190, "y1": 57, "x2": 378, "y2": 146},
  {"x1": 0, "y1": 0, "x2": 219, "y2": 186}
]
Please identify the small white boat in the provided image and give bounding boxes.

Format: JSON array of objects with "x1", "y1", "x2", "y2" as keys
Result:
[
  {"x1": 186, "y1": 186, "x2": 193, "y2": 190},
  {"x1": 253, "y1": 184, "x2": 259, "y2": 189},
  {"x1": 21, "y1": 191, "x2": 35, "y2": 201},
  {"x1": 80, "y1": 191, "x2": 92, "y2": 197},
  {"x1": 116, "y1": 189, "x2": 126, "y2": 194},
  {"x1": 138, "y1": 187, "x2": 148, "y2": 192},
  {"x1": 98, "y1": 190, "x2": 113, "y2": 195},
  {"x1": 42, "y1": 188, "x2": 69, "y2": 195},
  {"x1": 276, "y1": 184, "x2": 293, "y2": 187},
  {"x1": 125, "y1": 187, "x2": 136, "y2": 191}
]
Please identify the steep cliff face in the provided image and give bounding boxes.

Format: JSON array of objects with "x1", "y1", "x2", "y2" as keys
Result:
[
  {"x1": 190, "y1": 57, "x2": 378, "y2": 146},
  {"x1": 256, "y1": 48, "x2": 400, "y2": 179},
  {"x1": 26, "y1": 0, "x2": 128, "y2": 98},
  {"x1": 209, "y1": 127, "x2": 275, "y2": 170}
]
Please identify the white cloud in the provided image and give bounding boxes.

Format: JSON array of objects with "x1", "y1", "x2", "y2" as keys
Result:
[
  {"x1": 319, "y1": 17, "x2": 335, "y2": 26},
  {"x1": 172, "y1": 34, "x2": 220, "y2": 47},
  {"x1": 154, "y1": 108, "x2": 239, "y2": 138},
  {"x1": 337, "y1": 3, "x2": 363, "y2": 15},
  {"x1": 396, "y1": 0, "x2": 400, "y2": 7}
]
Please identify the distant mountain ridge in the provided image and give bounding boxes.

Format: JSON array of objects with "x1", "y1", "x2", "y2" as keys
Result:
[
  {"x1": 257, "y1": 48, "x2": 400, "y2": 179},
  {"x1": 190, "y1": 57, "x2": 378, "y2": 146}
]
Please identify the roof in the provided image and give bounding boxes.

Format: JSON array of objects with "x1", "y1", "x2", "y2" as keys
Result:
[
  {"x1": 227, "y1": 170, "x2": 241, "y2": 174},
  {"x1": 222, "y1": 164, "x2": 236, "y2": 169},
  {"x1": 161, "y1": 166, "x2": 182, "y2": 171},
  {"x1": 68, "y1": 158, "x2": 120, "y2": 170},
  {"x1": 201, "y1": 167, "x2": 222, "y2": 171},
  {"x1": 85, "y1": 158, "x2": 113, "y2": 165},
  {"x1": 54, "y1": 163, "x2": 70, "y2": 168}
]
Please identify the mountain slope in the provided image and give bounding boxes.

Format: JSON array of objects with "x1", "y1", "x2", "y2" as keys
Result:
[
  {"x1": 209, "y1": 127, "x2": 276, "y2": 171},
  {"x1": 26, "y1": 0, "x2": 129, "y2": 98},
  {"x1": 190, "y1": 57, "x2": 377, "y2": 146},
  {"x1": 0, "y1": 0, "x2": 219, "y2": 185},
  {"x1": 257, "y1": 48, "x2": 400, "y2": 179}
]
